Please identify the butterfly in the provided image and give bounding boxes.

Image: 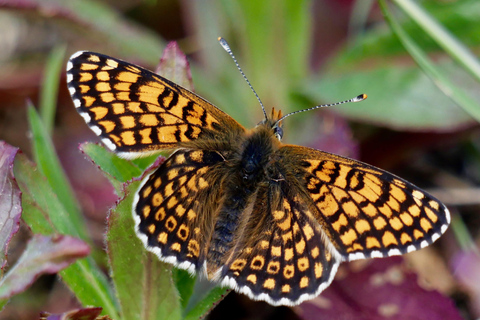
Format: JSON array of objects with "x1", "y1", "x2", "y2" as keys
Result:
[{"x1": 66, "y1": 40, "x2": 450, "y2": 306}]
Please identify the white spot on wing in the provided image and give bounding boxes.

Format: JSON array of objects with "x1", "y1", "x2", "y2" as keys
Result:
[
  {"x1": 73, "y1": 99, "x2": 82, "y2": 108},
  {"x1": 101, "y1": 138, "x2": 116, "y2": 151},
  {"x1": 69, "y1": 51, "x2": 85, "y2": 61},
  {"x1": 116, "y1": 149, "x2": 163, "y2": 159},
  {"x1": 431, "y1": 233, "x2": 440, "y2": 243},
  {"x1": 90, "y1": 125, "x2": 102, "y2": 136},
  {"x1": 420, "y1": 240, "x2": 429, "y2": 248},
  {"x1": 370, "y1": 250, "x2": 384, "y2": 258},
  {"x1": 79, "y1": 112, "x2": 91, "y2": 123},
  {"x1": 441, "y1": 224, "x2": 448, "y2": 233},
  {"x1": 348, "y1": 252, "x2": 365, "y2": 260},
  {"x1": 445, "y1": 208, "x2": 451, "y2": 224},
  {"x1": 406, "y1": 245, "x2": 416, "y2": 253},
  {"x1": 66, "y1": 61, "x2": 73, "y2": 72},
  {"x1": 387, "y1": 248, "x2": 401, "y2": 256}
]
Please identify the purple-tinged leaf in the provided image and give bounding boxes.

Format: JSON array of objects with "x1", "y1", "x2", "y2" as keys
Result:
[
  {"x1": 0, "y1": 235, "x2": 90, "y2": 300},
  {"x1": 295, "y1": 257, "x2": 462, "y2": 320},
  {"x1": 0, "y1": 141, "x2": 21, "y2": 274},
  {"x1": 302, "y1": 111, "x2": 359, "y2": 159},
  {"x1": 39, "y1": 307, "x2": 106, "y2": 320},
  {"x1": 156, "y1": 41, "x2": 194, "y2": 90},
  {"x1": 451, "y1": 251, "x2": 480, "y2": 317}
]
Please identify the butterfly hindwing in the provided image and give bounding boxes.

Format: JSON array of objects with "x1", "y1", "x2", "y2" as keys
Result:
[
  {"x1": 278, "y1": 145, "x2": 450, "y2": 261},
  {"x1": 220, "y1": 183, "x2": 341, "y2": 306},
  {"x1": 66, "y1": 51, "x2": 244, "y2": 158},
  {"x1": 134, "y1": 149, "x2": 227, "y2": 273}
]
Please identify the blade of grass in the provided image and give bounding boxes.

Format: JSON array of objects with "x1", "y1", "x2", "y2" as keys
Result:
[
  {"x1": 62, "y1": 0, "x2": 164, "y2": 65},
  {"x1": 379, "y1": 0, "x2": 480, "y2": 123},
  {"x1": 393, "y1": 0, "x2": 480, "y2": 83},
  {"x1": 28, "y1": 104, "x2": 88, "y2": 241},
  {"x1": 450, "y1": 213, "x2": 477, "y2": 252},
  {"x1": 39, "y1": 44, "x2": 66, "y2": 135}
]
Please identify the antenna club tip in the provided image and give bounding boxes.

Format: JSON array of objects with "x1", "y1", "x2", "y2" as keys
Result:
[
  {"x1": 218, "y1": 37, "x2": 231, "y2": 52},
  {"x1": 354, "y1": 94, "x2": 367, "y2": 102}
]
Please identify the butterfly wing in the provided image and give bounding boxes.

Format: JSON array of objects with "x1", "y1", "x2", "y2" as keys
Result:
[
  {"x1": 66, "y1": 51, "x2": 244, "y2": 158},
  {"x1": 134, "y1": 149, "x2": 228, "y2": 273},
  {"x1": 277, "y1": 145, "x2": 450, "y2": 261},
  {"x1": 220, "y1": 183, "x2": 341, "y2": 306}
]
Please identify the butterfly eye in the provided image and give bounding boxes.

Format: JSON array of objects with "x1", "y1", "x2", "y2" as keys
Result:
[{"x1": 273, "y1": 125, "x2": 283, "y2": 141}]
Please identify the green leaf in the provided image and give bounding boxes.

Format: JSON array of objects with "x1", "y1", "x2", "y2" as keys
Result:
[
  {"x1": 379, "y1": 0, "x2": 480, "y2": 124},
  {"x1": 184, "y1": 286, "x2": 229, "y2": 320},
  {"x1": 80, "y1": 142, "x2": 143, "y2": 194},
  {"x1": 303, "y1": 63, "x2": 473, "y2": 130},
  {"x1": 13, "y1": 153, "x2": 119, "y2": 318},
  {"x1": 106, "y1": 181, "x2": 182, "y2": 320},
  {"x1": 27, "y1": 105, "x2": 88, "y2": 241},
  {"x1": 13, "y1": 154, "x2": 58, "y2": 235},
  {"x1": 131, "y1": 155, "x2": 160, "y2": 172},
  {"x1": 39, "y1": 44, "x2": 66, "y2": 135},
  {"x1": 172, "y1": 269, "x2": 196, "y2": 310}
]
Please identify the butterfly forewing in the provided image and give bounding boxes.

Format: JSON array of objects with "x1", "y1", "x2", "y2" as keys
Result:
[
  {"x1": 66, "y1": 51, "x2": 243, "y2": 157},
  {"x1": 278, "y1": 145, "x2": 450, "y2": 261}
]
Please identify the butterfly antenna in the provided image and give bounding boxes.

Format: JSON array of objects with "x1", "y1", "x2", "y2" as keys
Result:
[
  {"x1": 218, "y1": 37, "x2": 268, "y2": 120},
  {"x1": 275, "y1": 94, "x2": 367, "y2": 125}
]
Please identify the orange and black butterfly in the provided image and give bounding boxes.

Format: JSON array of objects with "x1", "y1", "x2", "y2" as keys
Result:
[{"x1": 66, "y1": 39, "x2": 450, "y2": 306}]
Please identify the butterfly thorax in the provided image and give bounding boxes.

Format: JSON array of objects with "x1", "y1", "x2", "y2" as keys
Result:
[{"x1": 206, "y1": 121, "x2": 283, "y2": 278}]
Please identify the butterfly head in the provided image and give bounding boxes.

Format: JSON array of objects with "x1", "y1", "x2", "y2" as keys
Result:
[
  {"x1": 270, "y1": 107, "x2": 284, "y2": 141},
  {"x1": 256, "y1": 107, "x2": 284, "y2": 141}
]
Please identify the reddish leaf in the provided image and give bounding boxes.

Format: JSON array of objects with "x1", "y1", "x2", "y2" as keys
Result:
[
  {"x1": 155, "y1": 41, "x2": 194, "y2": 90},
  {"x1": 40, "y1": 307, "x2": 107, "y2": 320},
  {"x1": 0, "y1": 235, "x2": 90, "y2": 299},
  {"x1": 304, "y1": 111, "x2": 359, "y2": 159},
  {"x1": 295, "y1": 257, "x2": 461, "y2": 320},
  {"x1": 0, "y1": 141, "x2": 21, "y2": 273}
]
